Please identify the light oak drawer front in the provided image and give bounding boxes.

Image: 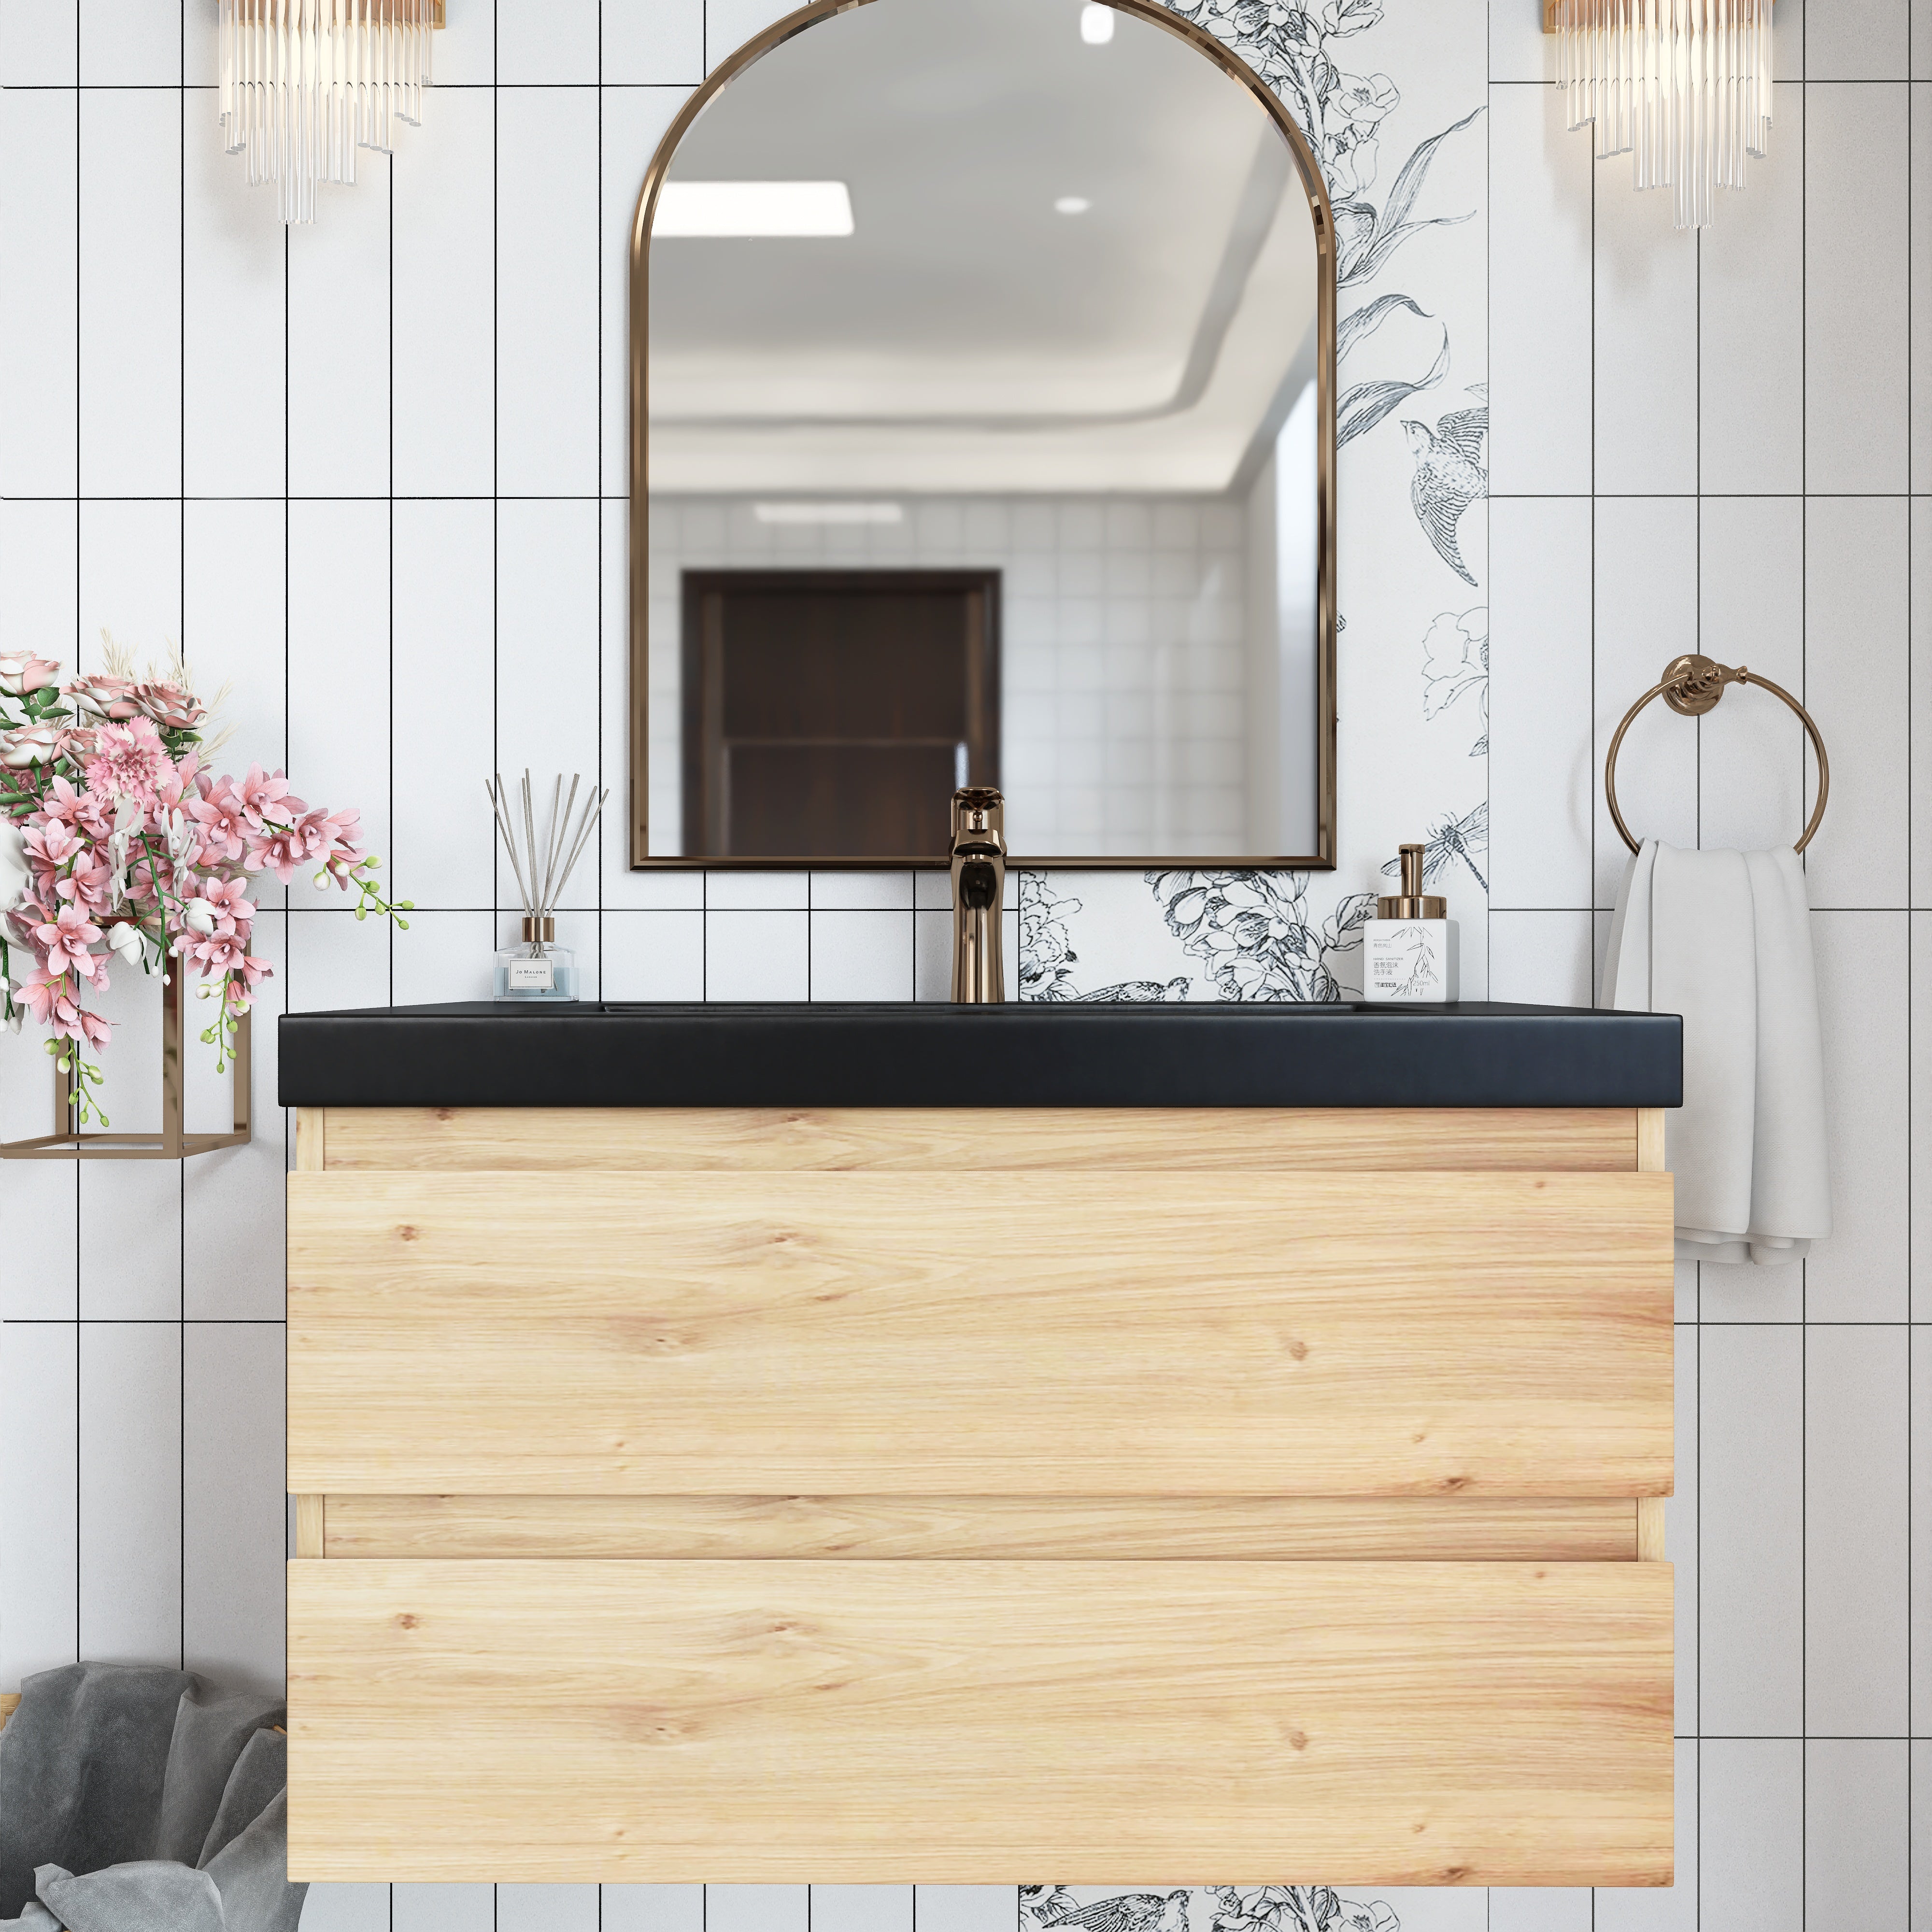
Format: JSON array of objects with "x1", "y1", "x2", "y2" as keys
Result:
[
  {"x1": 316, "y1": 1106, "x2": 1646, "y2": 1173},
  {"x1": 286, "y1": 1557, "x2": 1674, "y2": 1886},
  {"x1": 288, "y1": 1168, "x2": 1674, "y2": 1496}
]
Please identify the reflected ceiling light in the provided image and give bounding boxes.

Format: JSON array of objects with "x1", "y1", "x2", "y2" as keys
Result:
[
  {"x1": 753, "y1": 502, "x2": 904, "y2": 526},
  {"x1": 217, "y1": 0, "x2": 441, "y2": 225},
  {"x1": 1054, "y1": 196, "x2": 1092, "y2": 215},
  {"x1": 1548, "y1": 0, "x2": 1773, "y2": 228},
  {"x1": 1080, "y1": 4, "x2": 1116, "y2": 43},
  {"x1": 655, "y1": 180, "x2": 854, "y2": 237}
]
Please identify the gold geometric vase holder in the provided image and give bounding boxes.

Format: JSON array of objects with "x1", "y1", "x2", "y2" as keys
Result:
[{"x1": 0, "y1": 966, "x2": 252, "y2": 1161}]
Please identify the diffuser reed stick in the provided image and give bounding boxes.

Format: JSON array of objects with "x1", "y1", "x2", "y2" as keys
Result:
[{"x1": 487, "y1": 770, "x2": 608, "y2": 926}]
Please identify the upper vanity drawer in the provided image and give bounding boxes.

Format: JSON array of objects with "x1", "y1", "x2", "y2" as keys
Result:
[{"x1": 288, "y1": 1168, "x2": 1673, "y2": 1497}]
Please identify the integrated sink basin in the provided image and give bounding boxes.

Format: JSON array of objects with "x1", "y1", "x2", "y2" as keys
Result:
[{"x1": 278, "y1": 998, "x2": 1682, "y2": 1110}]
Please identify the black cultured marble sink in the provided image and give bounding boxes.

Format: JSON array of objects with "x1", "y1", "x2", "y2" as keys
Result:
[{"x1": 278, "y1": 1001, "x2": 1681, "y2": 1110}]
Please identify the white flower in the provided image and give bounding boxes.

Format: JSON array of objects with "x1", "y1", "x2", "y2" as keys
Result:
[
  {"x1": 105, "y1": 920, "x2": 145, "y2": 964},
  {"x1": 181, "y1": 897, "x2": 219, "y2": 936},
  {"x1": 0, "y1": 820, "x2": 29, "y2": 915}
]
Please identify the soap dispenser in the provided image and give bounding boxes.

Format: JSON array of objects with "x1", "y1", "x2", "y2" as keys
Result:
[{"x1": 1363, "y1": 842, "x2": 1458, "y2": 1003}]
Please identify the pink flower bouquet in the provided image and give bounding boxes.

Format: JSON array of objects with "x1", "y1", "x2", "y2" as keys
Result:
[{"x1": 0, "y1": 640, "x2": 409, "y2": 1125}]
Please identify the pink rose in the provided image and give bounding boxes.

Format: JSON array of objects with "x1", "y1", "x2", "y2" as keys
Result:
[
  {"x1": 0, "y1": 654, "x2": 60, "y2": 696},
  {"x1": 131, "y1": 682, "x2": 206, "y2": 733},
  {"x1": 0, "y1": 722, "x2": 62, "y2": 768},
  {"x1": 63, "y1": 674, "x2": 139, "y2": 722}
]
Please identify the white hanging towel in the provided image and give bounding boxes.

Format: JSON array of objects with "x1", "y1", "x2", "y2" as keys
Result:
[{"x1": 1603, "y1": 840, "x2": 1831, "y2": 1266}]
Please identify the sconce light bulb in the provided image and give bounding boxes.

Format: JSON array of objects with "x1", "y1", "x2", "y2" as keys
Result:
[{"x1": 1080, "y1": 3, "x2": 1115, "y2": 43}]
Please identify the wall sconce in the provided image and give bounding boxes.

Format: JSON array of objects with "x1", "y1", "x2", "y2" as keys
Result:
[
  {"x1": 217, "y1": 0, "x2": 445, "y2": 224},
  {"x1": 1544, "y1": 0, "x2": 1773, "y2": 228}
]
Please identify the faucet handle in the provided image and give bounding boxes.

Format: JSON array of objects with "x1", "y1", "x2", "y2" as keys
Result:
[{"x1": 951, "y1": 785, "x2": 1005, "y2": 847}]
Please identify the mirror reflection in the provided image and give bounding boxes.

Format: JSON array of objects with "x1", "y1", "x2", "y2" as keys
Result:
[{"x1": 636, "y1": 0, "x2": 1331, "y2": 864}]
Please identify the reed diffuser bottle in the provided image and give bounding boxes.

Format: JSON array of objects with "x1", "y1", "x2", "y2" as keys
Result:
[{"x1": 488, "y1": 770, "x2": 606, "y2": 1003}]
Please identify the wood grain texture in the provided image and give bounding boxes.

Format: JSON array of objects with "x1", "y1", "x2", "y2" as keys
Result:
[
  {"x1": 287, "y1": 1168, "x2": 1675, "y2": 1497},
  {"x1": 0, "y1": 1693, "x2": 17, "y2": 1729},
  {"x1": 1635, "y1": 1108, "x2": 1666, "y2": 1174},
  {"x1": 317, "y1": 1106, "x2": 1641, "y2": 1174},
  {"x1": 286, "y1": 1557, "x2": 1674, "y2": 1885},
  {"x1": 1636, "y1": 1496, "x2": 1667, "y2": 1563},
  {"x1": 321, "y1": 1492, "x2": 1642, "y2": 1562},
  {"x1": 296, "y1": 1108, "x2": 325, "y2": 1173},
  {"x1": 295, "y1": 1495, "x2": 326, "y2": 1559}
]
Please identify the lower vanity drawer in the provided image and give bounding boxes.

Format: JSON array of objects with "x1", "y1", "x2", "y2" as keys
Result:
[{"x1": 286, "y1": 1556, "x2": 1673, "y2": 1887}]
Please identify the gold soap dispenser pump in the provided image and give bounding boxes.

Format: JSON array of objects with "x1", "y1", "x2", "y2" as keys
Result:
[{"x1": 1362, "y1": 841, "x2": 1458, "y2": 1002}]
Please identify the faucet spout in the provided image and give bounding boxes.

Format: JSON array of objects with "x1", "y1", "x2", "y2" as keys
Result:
[{"x1": 949, "y1": 786, "x2": 1007, "y2": 1004}]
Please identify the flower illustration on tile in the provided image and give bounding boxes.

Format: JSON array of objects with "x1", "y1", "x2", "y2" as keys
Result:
[
  {"x1": 1421, "y1": 605, "x2": 1488, "y2": 755},
  {"x1": 1148, "y1": 869, "x2": 1376, "y2": 1001}
]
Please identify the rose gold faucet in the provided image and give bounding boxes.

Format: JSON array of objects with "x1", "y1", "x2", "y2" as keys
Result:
[{"x1": 949, "y1": 786, "x2": 1006, "y2": 1003}]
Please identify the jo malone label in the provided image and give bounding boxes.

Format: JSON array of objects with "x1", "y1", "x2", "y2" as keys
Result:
[{"x1": 507, "y1": 956, "x2": 556, "y2": 992}]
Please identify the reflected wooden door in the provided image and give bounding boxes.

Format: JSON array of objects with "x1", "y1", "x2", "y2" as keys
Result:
[{"x1": 682, "y1": 569, "x2": 1000, "y2": 859}]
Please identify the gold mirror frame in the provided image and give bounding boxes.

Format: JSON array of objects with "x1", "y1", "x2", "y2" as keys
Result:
[{"x1": 627, "y1": 0, "x2": 1338, "y2": 871}]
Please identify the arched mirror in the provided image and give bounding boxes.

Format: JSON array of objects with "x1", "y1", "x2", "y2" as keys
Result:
[{"x1": 628, "y1": 0, "x2": 1335, "y2": 869}]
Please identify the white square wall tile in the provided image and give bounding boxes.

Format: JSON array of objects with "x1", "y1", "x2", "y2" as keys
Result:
[
  {"x1": 1915, "y1": 510, "x2": 1932, "y2": 906},
  {"x1": 600, "y1": 1888, "x2": 706, "y2": 1932},
  {"x1": 910, "y1": 1890, "x2": 1019, "y2": 1932},
  {"x1": 1487, "y1": 911, "x2": 1593, "y2": 1005},
  {"x1": 1915, "y1": 1329, "x2": 1932, "y2": 1730},
  {"x1": 1804, "y1": 498, "x2": 1910, "y2": 910},
  {"x1": 1488, "y1": 83, "x2": 1592, "y2": 497},
  {"x1": 496, "y1": 1885, "x2": 600, "y2": 1932},
  {"x1": 601, "y1": 910, "x2": 705, "y2": 999},
  {"x1": 1806, "y1": 1741, "x2": 1907, "y2": 1929},
  {"x1": 0, "y1": 498, "x2": 77, "y2": 663},
  {"x1": 1806, "y1": 0, "x2": 1909, "y2": 77},
  {"x1": 295, "y1": 1883, "x2": 394, "y2": 1930},
  {"x1": 810, "y1": 1888, "x2": 914, "y2": 1932},
  {"x1": 286, "y1": 152, "x2": 393, "y2": 498},
  {"x1": 1806, "y1": 84, "x2": 1910, "y2": 494},
  {"x1": 604, "y1": 0, "x2": 705, "y2": 83},
  {"x1": 1488, "y1": 495, "x2": 1591, "y2": 911},
  {"x1": 0, "y1": 1322, "x2": 79, "y2": 1685},
  {"x1": 184, "y1": 1323, "x2": 286, "y2": 1696},
  {"x1": 495, "y1": 0, "x2": 598, "y2": 81},
  {"x1": 393, "y1": 910, "x2": 497, "y2": 1005},
  {"x1": 78, "y1": 1321, "x2": 182, "y2": 1666},
  {"x1": 0, "y1": 88, "x2": 78, "y2": 497},
  {"x1": 183, "y1": 92, "x2": 288, "y2": 501},
  {"x1": 391, "y1": 1886, "x2": 496, "y2": 1932},
  {"x1": 706, "y1": 909, "x2": 809, "y2": 999},
  {"x1": 1487, "y1": 1892, "x2": 1590, "y2": 1932},
  {"x1": 1805, "y1": 1324, "x2": 1909, "y2": 1735},
  {"x1": 1697, "y1": 498, "x2": 1807, "y2": 852},
  {"x1": 705, "y1": 1889, "x2": 808, "y2": 1932},
  {"x1": 392, "y1": 87, "x2": 496, "y2": 497},
  {"x1": 1699, "y1": 1325, "x2": 1803, "y2": 1735},
  {"x1": 1698, "y1": 1739, "x2": 1802, "y2": 1932},
  {"x1": 1808, "y1": 912, "x2": 1910, "y2": 1320},
  {"x1": 812, "y1": 871, "x2": 916, "y2": 909},
  {"x1": 0, "y1": 0, "x2": 77, "y2": 84},
  {"x1": 708, "y1": 871, "x2": 810, "y2": 909},
  {"x1": 78, "y1": 88, "x2": 181, "y2": 497},
  {"x1": 1594, "y1": 173, "x2": 1699, "y2": 495},
  {"x1": 498, "y1": 87, "x2": 600, "y2": 496},
  {"x1": 1593, "y1": 499, "x2": 1698, "y2": 906},
  {"x1": 77, "y1": 0, "x2": 178, "y2": 83},
  {"x1": 810, "y1": 909, "x2": 915, "y2": 999}
]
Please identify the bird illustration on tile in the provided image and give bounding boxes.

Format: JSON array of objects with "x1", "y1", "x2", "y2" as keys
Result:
[
  {"x1": 1044, "y1": 1892, "x2": 1192, "y2": 1932},
  {"x1": 1402, "y1": 386, "x2": 1489, "y2": 587}
]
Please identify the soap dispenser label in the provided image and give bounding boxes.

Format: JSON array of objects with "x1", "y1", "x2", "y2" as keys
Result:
[{"x1": 1363, "y1": 919, "x2": 1458, "y2": 1002}]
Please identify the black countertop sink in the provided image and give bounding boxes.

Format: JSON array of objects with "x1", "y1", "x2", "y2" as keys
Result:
[{"x1": 278, "y1": 1001, "x2": 1681, "y2": 1110}]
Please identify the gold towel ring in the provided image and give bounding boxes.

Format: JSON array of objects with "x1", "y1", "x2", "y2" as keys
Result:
[{"x1": 1605, "y1": 653, "x2": 1830, "y2": 855}]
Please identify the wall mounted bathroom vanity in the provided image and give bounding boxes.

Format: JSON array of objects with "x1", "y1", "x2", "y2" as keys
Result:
[{"x1": 281, "y1": 1002, "x2": 1680, "y2": 1889}]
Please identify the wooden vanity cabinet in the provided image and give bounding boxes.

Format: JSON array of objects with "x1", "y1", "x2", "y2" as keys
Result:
[{"x1": 287, "y1": 1105, "x2": 1674, "y2": 1887}]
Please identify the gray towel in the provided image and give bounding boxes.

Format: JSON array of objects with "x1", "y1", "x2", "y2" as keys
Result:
[{"x1": 0, "y1": 1663, "x2": 304, "y2": 1932}]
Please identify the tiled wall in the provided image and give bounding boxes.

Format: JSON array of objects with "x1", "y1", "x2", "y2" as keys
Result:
[
  {"x1": 646, "y1": 495, "x2": 1253, "y2": 856},
  {"x1": 0, "y1": 0, "x2": 1924, "y2": 1929}
]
